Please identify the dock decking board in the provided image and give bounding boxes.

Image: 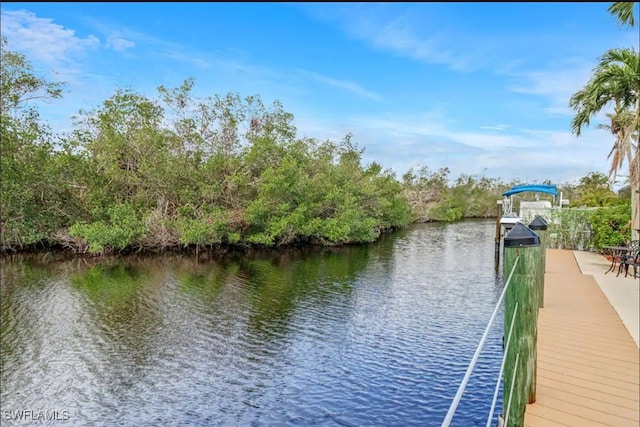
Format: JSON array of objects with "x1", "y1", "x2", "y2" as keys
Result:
[{"x1": 523, "y1": 249, "x2": 640, "y2": 427}]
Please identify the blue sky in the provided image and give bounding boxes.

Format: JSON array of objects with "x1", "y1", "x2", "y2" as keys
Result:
[{"x1": 2, "y1": 2, "x2": 638, "y2": 188}]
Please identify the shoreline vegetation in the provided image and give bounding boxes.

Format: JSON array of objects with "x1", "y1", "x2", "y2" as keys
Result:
[{"x1": 0, "y1": 38, "x2": 631, "y2": 257}]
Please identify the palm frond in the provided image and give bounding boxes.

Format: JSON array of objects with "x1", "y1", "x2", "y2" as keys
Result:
[
  {"x1": 608, "y1": 1, "x2": 637, "y2": 27},
  {"x1": 569, "y1": 48, "x2": 640, "y2": 136}
]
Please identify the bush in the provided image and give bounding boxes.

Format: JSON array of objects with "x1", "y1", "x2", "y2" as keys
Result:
[
  {"x1": 540, "y1": 208, "x2": 595, "y2": 250},
  {"x1": 589, "y1": 203, "x2": 632, "y2": 251},
  {"x1": 69, "y1": 203, "x2": 145, "y2": 253},
  {"x1": 428, "y1": 200, "x2": 464, "y2": 222}
]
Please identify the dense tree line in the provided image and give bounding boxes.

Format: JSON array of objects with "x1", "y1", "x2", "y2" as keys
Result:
[
  {"x1": 2, "y1": 38, "x2": 413, "y2": 254},
  {"x1": 0, "y1": 37, "x2": 630, "y2": 254}
]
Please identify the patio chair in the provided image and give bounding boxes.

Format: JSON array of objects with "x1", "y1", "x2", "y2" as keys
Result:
[
  {"x1": 609, "y1": 240, "x2": 639, "y2": 276},
  {"x1": 621, "y1": 247, "x2": 640, "y2": 279}
]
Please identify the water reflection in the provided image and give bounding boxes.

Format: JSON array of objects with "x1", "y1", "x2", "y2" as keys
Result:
[{"x1": 1, "y1": 220, "x2": 504, "y2": 426}]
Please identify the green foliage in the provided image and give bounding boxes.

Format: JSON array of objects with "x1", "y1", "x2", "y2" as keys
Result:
[
  {"x1": 0, "y1": 36, "x2": 80, "y2": 250},
  {"x1": 535, "y1": 203, "x2": 632, "y2": 251},
  {"x1": 227, "y1": 232, "x2": 242, "y2": 245},
  {"x1": 175, "y1": 208, "x2": 231, "y2": 247},
  {"x1": 402, "y1": 166, "x2": 450, "y2": 221},
  {"x1": 608, "y1": 1, "x2": 637, "y2": 28},
  {"x1": 176, "y1": 219, "x2": 220, "y2": 247},
  {"x1": 428, "y1": 200, "x2": 464, "y2": 222},
  {"x1": 568, "y1": 42, "x2": 639, "y2": 242},
  {"x1": 52, "y1": 82, "x2": 412, "y2": 253},
  {"x1": 589, "y1": 202, "x2": 632, "y2": 250},
  {"x1": 541, "y1": 208, "x2": 596, "y2": 250},
  {"x1": 15, "y1": 39, "x2": 620, "y2": 253},
  {"x1": 69, "y1": 203, "x2": 145, "y2": 253},
  {"x1": 317, "y1": 206, "x2": 379, "y2": 244},
  {"x1": 570, "y1": 47, "x2": 639, "y2": 137},
  {"x1": 569, "y1": 171, "x2": 625, "y2": 207},
  {"x1": 0, "y1": 36, "x2": 64, "y2": 114},
  {"x1": 415, "y1": 173, "x2": 510, "y2": 222},
  {"x1": 243, "y1": 134, "x2": 411, "y2": 246}
]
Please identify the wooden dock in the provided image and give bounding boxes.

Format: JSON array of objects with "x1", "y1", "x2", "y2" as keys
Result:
[{"x1": 523, "y1": 249, "x2": 640, "y2": 427}]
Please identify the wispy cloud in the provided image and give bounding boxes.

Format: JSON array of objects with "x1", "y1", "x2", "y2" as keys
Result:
[
  {"x1": 82, "y1": 17, "x2": 282, "y2": 76},
  {"x1": 358, "y1": 19, "x2": 467, "y2": 70},
  {"x1": 161, "y1": 49, "x2": 212, "y2": 70},
  {"x1": 349, "y1": 113, "x2": 544, "y2": 151},
  {"x1": 293, "y1": 109, "x2": 614, "y2": 184},
  {"x1": 106, "y1": 35, "x2": 135, "y2": 52},
  {"x1": 0, "y1": 10, "x2": 140, "y2": 132},
  {"x1": 480, "y1": 124, "x2": 510, "y2": 131},
  {"x1": 506, "y1": 64, "x2": 594, "y2": 116},
  {"x1": 296, "y1": 3, "x2": 492, "y2": 72},
  {"x1": 80, "y1": 16, "x2": 212, "y2": 70},
  {"x1": 296, "y1": 69, "x2": 383, "y2": 101},
  {"x1": 1, "y1": 10, "x2": 100, "y2": 66}
]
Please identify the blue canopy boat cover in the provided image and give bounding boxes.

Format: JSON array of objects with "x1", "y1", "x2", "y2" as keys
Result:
[{"x1": 502, "y1": 184, "x2": 558, "y2": 198}]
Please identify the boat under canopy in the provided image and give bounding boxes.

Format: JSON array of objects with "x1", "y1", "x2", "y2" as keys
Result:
[
  {"x1": 499, "y1": 184, "x2": 560, "y2": 230},
  {"x1": 502, "y1": 184, "x2": 559, "y2": 199},
  {"x1": 500, "y1": 212, "x2": 520, "y2": 230}
]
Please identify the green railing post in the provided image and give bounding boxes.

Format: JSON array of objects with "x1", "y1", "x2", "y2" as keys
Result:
[
  {"x1": 529, "y1": 215, "x2": 548, "y2": 308},
  {"x1": 502, "y1": 222, "x2": 540, "y2": 427}
]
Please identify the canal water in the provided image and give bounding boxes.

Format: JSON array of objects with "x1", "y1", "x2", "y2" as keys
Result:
[{"x1": 1, "y1": 220, "x2": 505, "y2": 426}]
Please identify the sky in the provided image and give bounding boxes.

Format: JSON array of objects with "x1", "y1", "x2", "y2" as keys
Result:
[{"x1": 1, "y1": 2, "x2": 639, "y2": 189}]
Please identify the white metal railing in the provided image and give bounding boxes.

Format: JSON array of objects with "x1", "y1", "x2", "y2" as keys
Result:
[
  {"x1": 440, "y1": 256, "x2": 520, "y2": 427},
  {"x1": 503, "y1": 352, "x2": 520, "y2": 427},
  {"x1": 485, "y1": 302, "x2": 518, "y2": 427}
]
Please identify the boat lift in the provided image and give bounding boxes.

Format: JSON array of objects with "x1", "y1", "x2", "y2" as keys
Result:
[{"x1": 495, "y1": 184, "x2": 568, "y2": 266}]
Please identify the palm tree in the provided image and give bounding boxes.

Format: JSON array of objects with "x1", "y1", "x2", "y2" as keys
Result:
[
  {"x1": 569, "y1": 46, "x2": 640, "y2": 239},
  {"x1": 569, "y1": 48, "x2": 639, "y2": 136},
  {"x1": 598, "y1": 106, "x2": 638, "y2": 194},
  {"x1": 606, "y1": 1, "x2": 639, "y2": 239},
  {"x1": 608, "y1": 1, "x2": 637, "y2": 28},
  {"x1": 598, "y1": 106, "x2": 636, "y2": 172}
]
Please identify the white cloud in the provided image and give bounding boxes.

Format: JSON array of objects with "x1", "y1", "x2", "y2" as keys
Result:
[
  {"x1": 82, "y1": 17, "x2": 279, "y2": 75},
  {"x1": 349, "y1": 113, "x2": 546, "y2": 151},
  {"x1": 0, "y1": 10, "x2": 100, "y2": 66},
  {"x1": 106, "y1": 35, "x2": 135, "y2": 52},
  {"x1": 161, "y1": 49, "x2": 213, "y2": 70},
  {"x1": 506, "y1": 65, "x2": 595, "y2": 116},
  {"x1": 296, "y1": 69, "x2": 383, "y2": 101},
  {"x1": 480, "y1": 124, "x2": 510, "y2": 131},
  {"x1": 298, "y1": 3, "x2": 479, "y2": 72},
  {"x1": 361, "y1": 19, "x2": 466, "y2": 70},
  {"x1": 293, "y1": 109, "x2": 615, "y2": 185}
]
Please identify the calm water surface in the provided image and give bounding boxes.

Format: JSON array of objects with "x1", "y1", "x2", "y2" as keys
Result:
[{"x1": 1, "y1": 220, "x2": 506, "y2": 426}]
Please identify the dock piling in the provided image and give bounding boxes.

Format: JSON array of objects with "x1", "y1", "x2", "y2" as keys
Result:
[
  {"x1": 528, "y1": 215, "x2": 548, "y2": 308},
  {"x1": 502, "y1": 222, "x2": 540, "y2": 427}
]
